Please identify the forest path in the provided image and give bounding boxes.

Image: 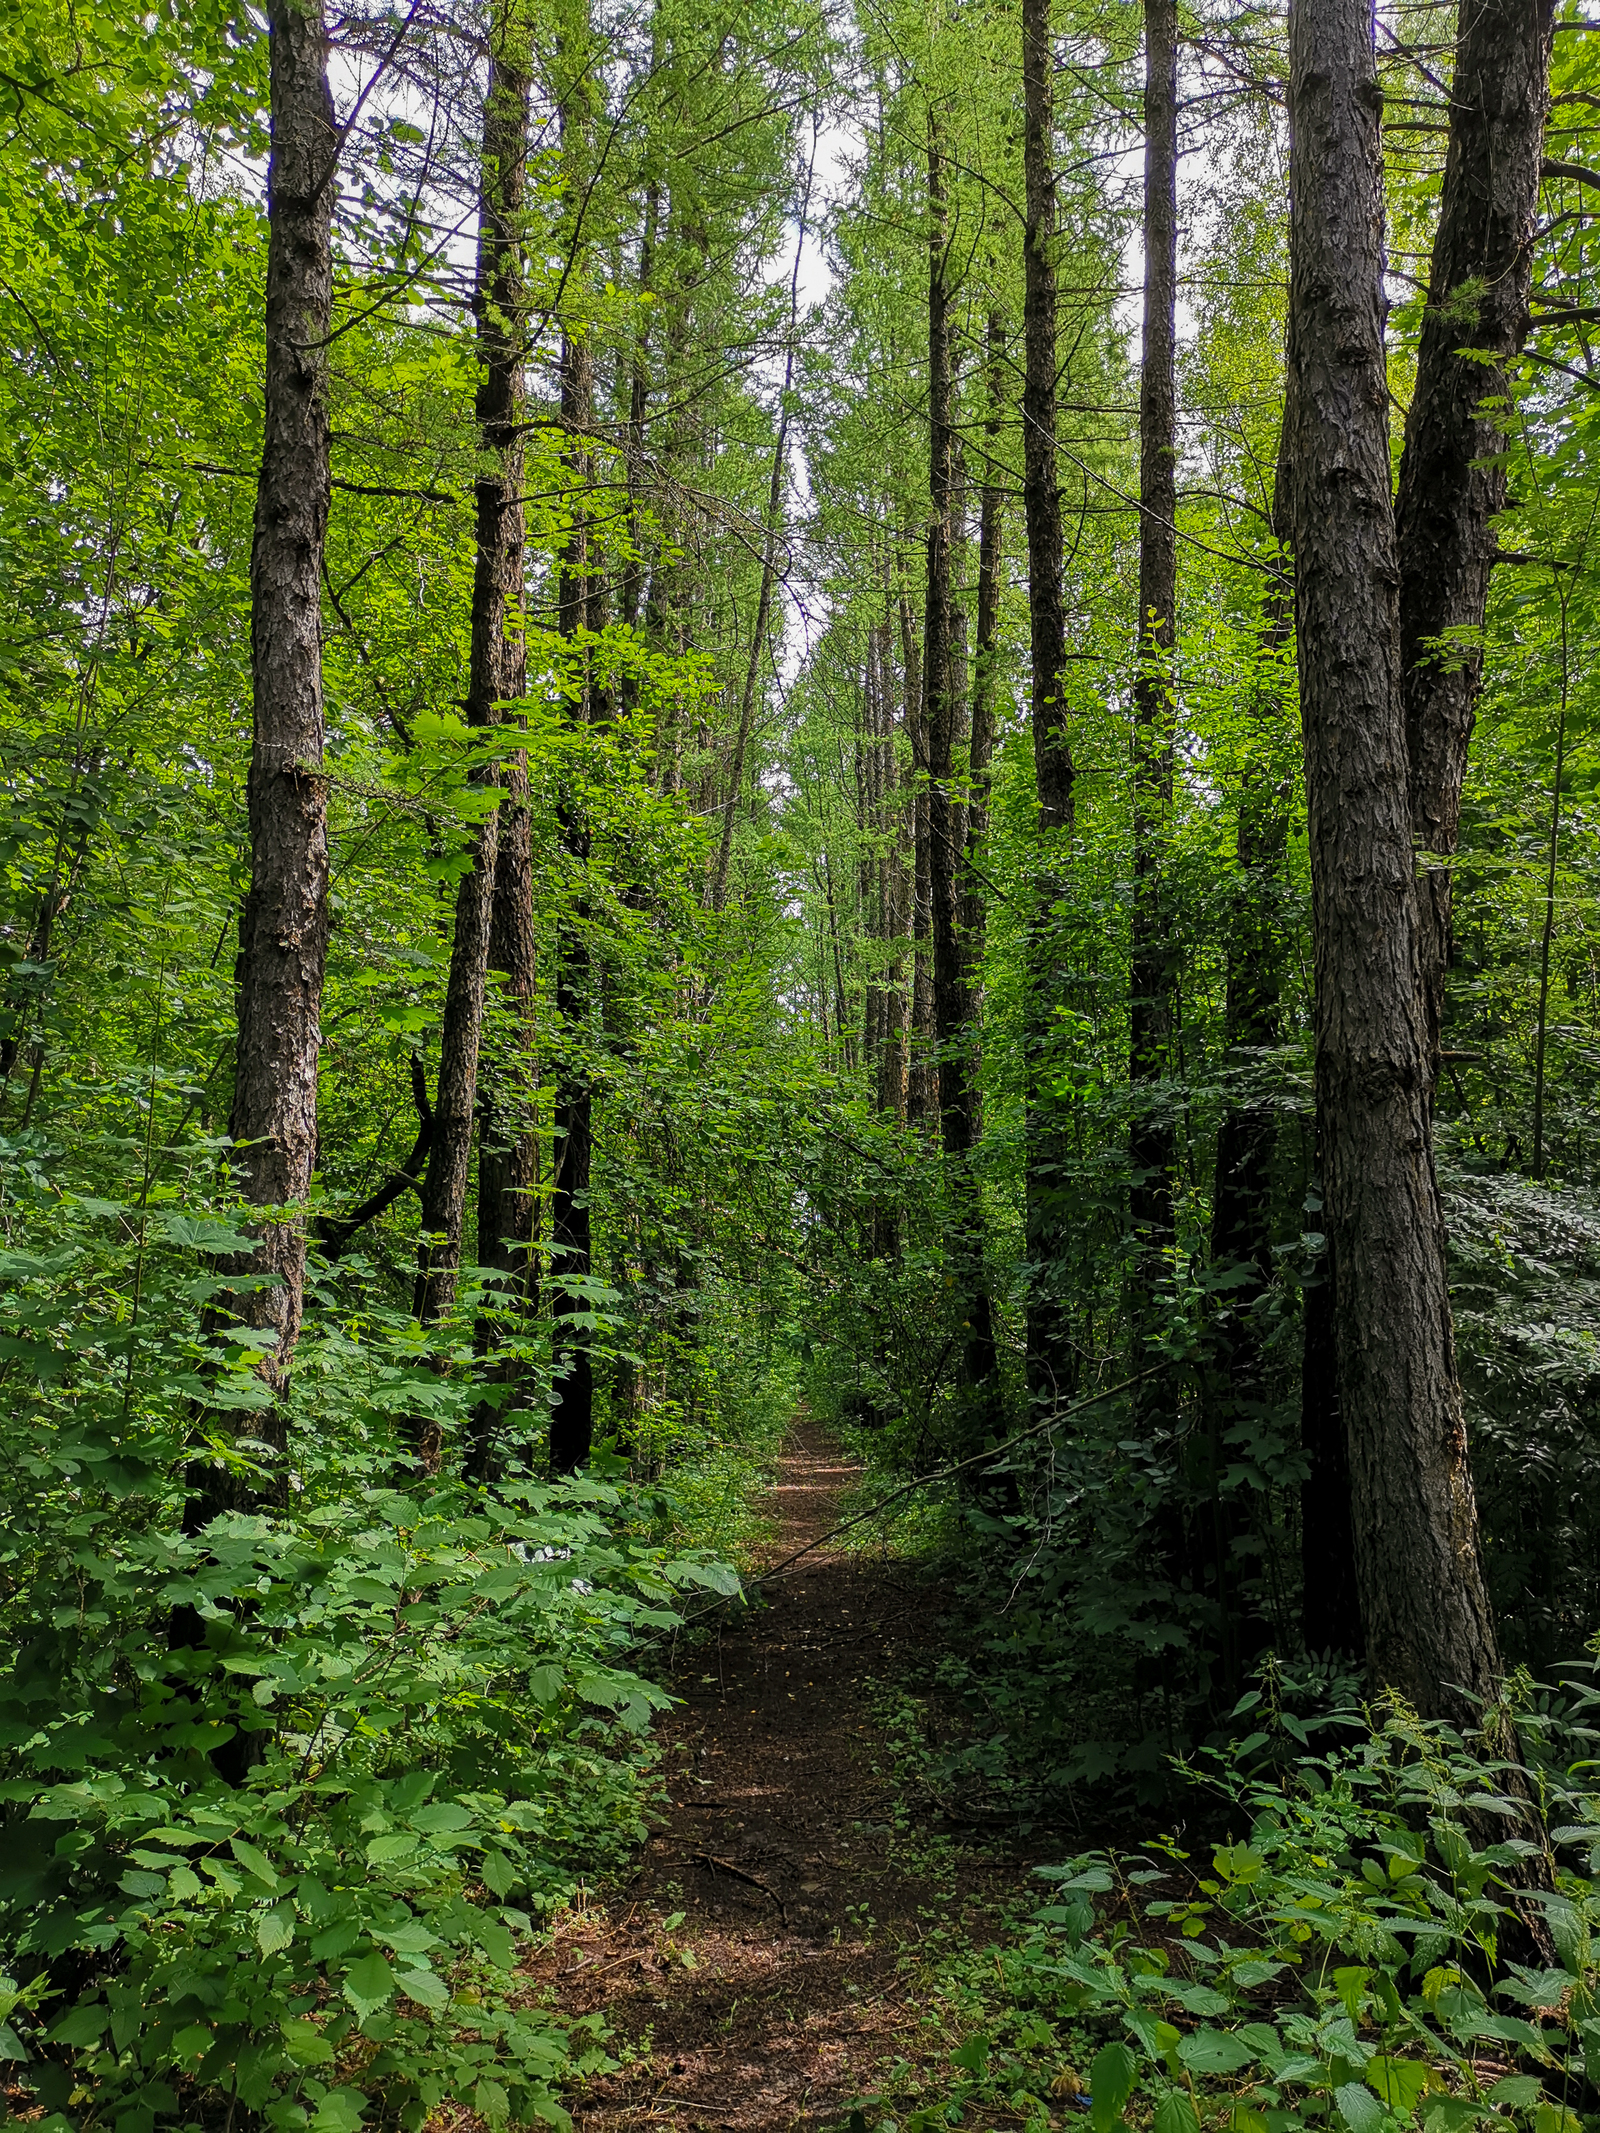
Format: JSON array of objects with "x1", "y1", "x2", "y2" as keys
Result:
[{"x1": 535, "y1": 1416, "x2": 1011, "y2": 2132}]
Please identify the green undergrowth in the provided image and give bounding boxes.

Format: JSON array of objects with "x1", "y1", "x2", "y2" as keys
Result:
[
  {"x1": 847, "y1": 1661, "x2": 1600, "y2": 2133},
  {"x1": 0, "y1": 1228, "x2": 747, "y2": 2133}
]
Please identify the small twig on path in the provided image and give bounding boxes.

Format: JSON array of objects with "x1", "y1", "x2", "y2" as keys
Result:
[{"x1": 694, "y1": 1851, "x2": 788, "y2": 1921}]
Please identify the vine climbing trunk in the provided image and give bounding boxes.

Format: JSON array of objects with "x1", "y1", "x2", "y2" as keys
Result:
[
  {"x1": 187, "y1": 0, "x2": 334, "y2": 1526},
  {"x1": 1286, "y1": 0, "x2": 1504, "y2": 1723},
  {"x1": 1021, "y1": 0, "x2": 1075, "y2": 1406},
  {"x1": 1395, "y1": 0, "x2": 1554, "y2": 1076}
]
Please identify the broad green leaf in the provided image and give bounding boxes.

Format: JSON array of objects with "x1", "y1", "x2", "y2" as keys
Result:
[
  {"x1": 1178, "y1": 2030, "x2": 1257, "y2": 2076},
  {"x1": 1335, "y1": 2082, "x2": 1386, "y2": 2133},
  {"x1": 1154, "y1": 2092, "x2": 1200, "y2": 2133},
  {"x1": 1090, "y1": 2040, "x2": 1139, "y2": 2132},
  {"x1": 1366, "y1": 2056, "x2": 1431, "y2": 2118},
  {"x1": 342, "y1": 1951, "x2": 396, "y2": 2018}
]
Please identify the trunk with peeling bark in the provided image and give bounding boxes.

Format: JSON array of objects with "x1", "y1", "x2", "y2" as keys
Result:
[
  {"x1": 1396, "y1": 0, "x2": 1554, "y2": 1073},
  {"x1": 187, "y1": 0, "x2": 334, "y2": 1527},
  {"x1": 1022, "y1": 0, "x2": 1076, "y2": 1405},
  {"x1": 1286, "y1": 0, "x2": 1503, "y2": 1722}
]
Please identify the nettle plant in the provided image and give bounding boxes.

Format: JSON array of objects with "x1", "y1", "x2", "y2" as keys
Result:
[{"x1": 1002, "y1": 1689, "x2": 1600, "y2": 2133}]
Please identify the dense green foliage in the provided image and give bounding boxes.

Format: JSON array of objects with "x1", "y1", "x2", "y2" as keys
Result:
[{"x1": 4, "y1": 0, "x2": 1600, "y2": 2122}]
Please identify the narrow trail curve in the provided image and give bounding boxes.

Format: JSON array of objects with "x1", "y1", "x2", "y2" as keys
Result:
[{"x1": 537, "y1": 1417, "x2": 1018, "y2": 2132}]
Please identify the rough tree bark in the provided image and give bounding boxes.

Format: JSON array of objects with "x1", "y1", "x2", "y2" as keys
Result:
[
  {"x1": 550, "y1": 320, "x2": 597, "y2": 1479},
  {"x1": 1286, "y1": 0, "x2": 1504, "y2": 1722},
  {"x1": 1022, "y1": 0, "x2": 1076, "y2": 1405},
  {"x1": 958, "y1": 309, "x2": 1006, "y2": 1125},
  {"x1": 1208, "y1": 461, "x2": 1295, "y2": 1682},
  {"x1": 187, "y1": 0, "x2": 334, "y2": 1527},
  {"x1": 901, "y1": 585, "x2": 937, "y2": 1130},
  {"x1": 1130, "y1": 0, "x2": 1180, "y2": 1353},
  {"x1": 1395, "y1": 0, "x2": 1555, "y2": 1070},
  {"x1": 414, "y1": 6, "x2": 537, "y2": 1345},
  {"x1": 466, "y1": 7, "x2": 536, "y2": 1484},
  {"x1": 708, "y1": 186, "x2": 810, "y2": 913},
  {"x1": 923, "y1": 125, "x2": 999, "y2": 1421}
]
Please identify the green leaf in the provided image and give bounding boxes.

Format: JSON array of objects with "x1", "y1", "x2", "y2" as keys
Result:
[
  {"x1": 1165, "y1": 1981, "x2": 1231, "y2": 2017},
  {"x1": 1178, "y1": 2030, "x2": 1257, "y2": 2076},
  {"x1": 481, "y1": 1847, "x2": 517, "y2": 1896},
  {"x1": 1335, "y1": 2083, "x2": 1386, "y2": 2133},
  {"x1": 398, "y1": 1968, "x2": 449, "y2": 2011},
  {"x1": 230, "y1": 1836, "x2": 281, "y2": 1887},
  {"x1": 342, "y1": 1951, "x2": 396, "y2": 2018},
  {"x1": 310, "y1": 2088, "x2": 368, "y2": 2133},
  {"x1": 1421, "y1": 2105, "x2": 1488, "y2": 2133},
  {"x1": 282, "y1": 2017, "x2": 336, "y2": 2066},
  {"x1": 48, "y1": 2002, "x2": 107, "y2": 2047},
  {"x1": 1488, "y1": 2078, "x2": 1545, "y2": 2108},
  {"x1": 1532, "y1": 2110, "x2": 1581, "y2": 2133},
  {"x1": 257, "y1": 1907, "x2": 295, "y2": 1955},
  {"x1": 1154, "y1": 2092, "x2": 1201, "y2": 2133},
  {"x1": 1366, "y1": 2057, "x2": 1431, "y2": 2118},
  {"x1": 1090, "y1": 2040, "x2": 1139, "y2": 2132},
  {"x1": 366, "y1": 1832, "x2": 419, "y2": 1863}
]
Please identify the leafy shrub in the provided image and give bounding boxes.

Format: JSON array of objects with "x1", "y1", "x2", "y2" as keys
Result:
[
  {"x1": 862, "y1": 1667, "x2": 1600, "y2": 2133},
  {"x1": 0, "y1": 1471, "x2": 739, "y2": 2128},
  {"x1": 0, "y1": 1178, "x2": 742, "y2": 2130}
]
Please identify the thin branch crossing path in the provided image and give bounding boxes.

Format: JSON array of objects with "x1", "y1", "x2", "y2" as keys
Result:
[{"x1": 532, "y1": 1420, "x2": 1038, "y2": 2131}]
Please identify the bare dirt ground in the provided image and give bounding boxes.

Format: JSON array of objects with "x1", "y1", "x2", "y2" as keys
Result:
[{"x1": 531, "y1": 1418, "x2": 1035, "y2": 2133}]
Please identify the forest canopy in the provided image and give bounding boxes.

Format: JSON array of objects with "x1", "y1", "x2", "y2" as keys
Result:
[{"x1": 3, "y1": 0, "x2": 1600, "y2": 2120}]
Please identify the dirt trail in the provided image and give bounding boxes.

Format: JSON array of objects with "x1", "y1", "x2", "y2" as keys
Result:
[{"x1": 541, "y1": 1417, "x2": 1011, "y2": 2131}]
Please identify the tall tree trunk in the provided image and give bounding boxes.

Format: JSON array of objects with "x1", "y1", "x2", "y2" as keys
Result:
[
  {"x1": 708, "y1": 157, "x2": 813, "y2": 913},
  {"x1": 1395, "y1": 0, "x2": 1554, "y2": 1074},
  {"x1": 1130, "y1": 0, "x2": 1180, "y2": 1352},
  {"x1": 878, "y1": 619, "x2": 910, "y2": 1124},
  {"x1": 414, "y1": 9, "x2": 537, "y2": 1337},
  {"x1": 960, "y1": 309, "x2": 1006, "y2": 1090},
  {"x1": 467, "y1": 6, "x2": 536, "y2": 1485},
  {"x1": 923, "y1": 125, "x2": 998, "y2": 1423},
  {"x1": 901, "y1": 586, "x2": 938, "y2": 1130},
  {"x1": 1022, "y1": 0, "x2": 1076, "y2": 1405},
  {"x1": 187, "y1": 0, "x2": 334, "y2": 1526},
  {"x1": 551, "y1": 320, "x2": 597, "y2": 1478},
  {"x1": 1286, "y1": 0, "x2": 1503, "y2": 1722},
  {"x1": 1209, "y1": 460, "x2": 1294, "y2": 1684}
]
